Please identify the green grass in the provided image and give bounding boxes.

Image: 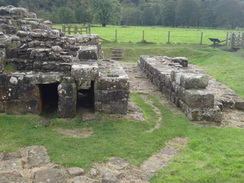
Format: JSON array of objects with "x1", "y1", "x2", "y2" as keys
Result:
[
  {"x1": 54, "y1": 25, "x2": 242, "y2": 44},
  {"x1": 0, "y1": 94, "x2": 243, "y2": 182},
  {"x1": 0, "y1": 93, "x2": 190, "y2": 170},
  {"x1": 2, "y1": 64, "x2": 17, "y2": 74}
]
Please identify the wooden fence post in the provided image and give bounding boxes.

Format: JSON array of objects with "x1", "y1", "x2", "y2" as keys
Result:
[
  {"x1": 68, "y1": 25, "x2": 71, "y2": 34},
  {"x1": 74, "y1": 26, "x2": 77, "y2": 34},
  {"x1": 115, "y1": 30, "x2": 118, "y2": 42},
  {"x1": 88, "y1": 24, "x2": 91, "y2": 34},
  {"x1": 230, "y1": 32, "x2": 234, "y2": 49},
  {"x1": 226, "y1": 32, "x2": 229, "y2": 46},
  {"x1": 62, "y1": 24, "x2": 65, "y2": 33},
  {"x1": 242, "y1": 33, "x2": 244, "y2": 48},
  {"x1": 167, "y1": 31, "x2": 170, "y2": 43},
  {"x1": 142, "y1": 30, "x2": 145, "y2": 42},
  {"x1": 200, "y1": 32, "x2": 203, "y2": 45}
]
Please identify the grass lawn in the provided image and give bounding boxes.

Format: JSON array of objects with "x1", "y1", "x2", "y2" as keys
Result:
[
  {"x1": 54, "y1": 24, "x2": 242, "y2": 45},
  {"x1": 0, "y1": 94, "x2": 243, "y2": 182}
]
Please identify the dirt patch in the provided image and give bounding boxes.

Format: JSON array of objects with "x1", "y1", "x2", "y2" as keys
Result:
[{"x1": 54, "y1": 127, "x2": 94, "y2": 138}]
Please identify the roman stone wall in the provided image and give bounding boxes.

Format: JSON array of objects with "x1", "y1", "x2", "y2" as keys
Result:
[
  {"x1": 138, "y1": 56, "x2": 222, "y2": 122},
  {"x1": 0, "y1": 6, "x2": 129, "y2": 118}
]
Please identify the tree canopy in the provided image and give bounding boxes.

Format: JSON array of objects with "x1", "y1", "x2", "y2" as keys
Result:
[{"x1": 1, "y1": 0, "x2": 244, "y2": 29}]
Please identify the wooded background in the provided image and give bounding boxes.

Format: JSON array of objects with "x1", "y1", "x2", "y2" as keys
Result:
[{"x1": 1, "y1": 0, "x2": 244, "y2": 29}]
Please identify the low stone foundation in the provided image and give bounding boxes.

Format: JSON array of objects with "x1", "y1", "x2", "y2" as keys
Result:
[{"x1": 138, "y1": 56, "x2": 222, "y2": 122}]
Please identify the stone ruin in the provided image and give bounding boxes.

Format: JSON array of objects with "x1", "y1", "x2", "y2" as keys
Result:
[
  {"x1": 138, "y1": 56, "x2": 244, "y2": 122},
  {"x1": 0, "y1": 6, "x2": 129, "y2": 118}
]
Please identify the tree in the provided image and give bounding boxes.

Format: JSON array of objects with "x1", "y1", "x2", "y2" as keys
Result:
[
  {"x1": 121, "y1": 7, "x2": 142, "y2": 25},
  {"x1": 161, "y1": 0, "x2": 177, "y2": 27},
  {"x1": 90, "y1": 0, "x2": 121, "y2": 27},
  {"x1": 141, "y1": 6, "x2": 157, "y2": 25},
  {"x1": 176, "y1": 0, "x2": 200, "y2": 27},
  {"x1": 199, "y1": 0, "x2": 218, "y2": 28},
  {"x1": 56, "y1": 7, "x2": 77, "y2": 24},
  {"x1": 75, "y1": 0, "x2": 93, "y2": 25},
  {"x1": 215, "y1": 0, "x2": 244, "y2": 29}
]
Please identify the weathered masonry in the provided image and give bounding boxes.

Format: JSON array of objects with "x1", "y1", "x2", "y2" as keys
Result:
[
  {"x1": 138, "y1": 56, "x2": 244, "y2": 122},
  {"x1": 0, "y1": 6, "x2": 129, "y2": 118}
]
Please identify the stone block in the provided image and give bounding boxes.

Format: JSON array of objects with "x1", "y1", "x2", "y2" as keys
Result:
[
  {"x1": 25, "y1": 99, "x2": 41, "y2": 114},
  {"x1": 27, "y1": 146, "x2": 49, "y2": 168},
  {"x1": 58, "y1": 97, "x2": 77, "y2": 118},
  {"x1": 186, "y1": 106, "x2": 222, "y2": 122},
  {"x1": 180, "y1": 73, "x2": 209, "y2": 89},
  {"x1": 183, "y1": 89, "x2": 214, "y2": 108},
  {"x1": 26, "y1": 72, "x2": 63, "y2": 84},
  {"x1": 33, "y1": 168, "x2": 66, "y2": 183},
  {"x1": 67, "y1": 167, "x2": 85, "y2": 177},
  {"x1": 0, "y1": 101, "x2": 3, "y2": 112},
  {"x1": 78, "y1": 45, "x2": 98, "y2": 60},
  {"x1": 0, "y1": 159, "x2": 23, "y2": 172},
  {"x1": 0, "y1": 86, "x2": 19, "y2": 100},
  {"x1": 95, "y1": 90, "x2": 129, "y2": 102},
  {"x1": 58, "y1": 83, "x2": 77, "y2": 98},
  {"x1": 95, "y1": 99, "x2": 128, "y2": 115},
  {"x1": 102, "y1": 173, "x2": 118, "y2": 183},
  {"x1": 234, "y1": 97, "x2": 244, "y2": 111},
  {"x1": 95, "y1": 78, "x2": 129, "y2": 91},
  {"x1": 4, "y1": 100, "x2": 26, "y2": 114},
  {"x1": 0, "y1": 173, "x2": 28, "y2": 183},
  {"x1": 73, "y1": 34, "x2": 100, "y2": 45},
  {"x1": 71, "y1": 61, "x2": 98, "y2": 81},
  {"x1": 0, "y1": 48, "x2": 6, "y2": 72},
  {"x1": 172, "y1": 57, "x2": 188, "y2": 67}
]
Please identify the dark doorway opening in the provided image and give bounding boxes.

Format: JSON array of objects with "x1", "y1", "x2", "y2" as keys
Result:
[
  {"x1": 39, "y1": 83, "x2": 59, "y2": 115},
  {"x1": 77, "y1": 81, "x2": 95, "y2": 113}
]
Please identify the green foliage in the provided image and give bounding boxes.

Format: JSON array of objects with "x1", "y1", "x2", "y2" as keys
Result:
[
  {"x1": 2, "y1": 0, "x2": 244, "y2": 28},
  {"x1": 141, "y1": 7, "x2": 157, "y2": 25},
  {"x1": 90, "y1": 0, "x2": 121, "y2": 27},
  {"x1": 55, "y1": 7, "x2": 77, "y2": 24},
  {"x1": 3, "y1": 64, "x2": 16, "y2": 74}
]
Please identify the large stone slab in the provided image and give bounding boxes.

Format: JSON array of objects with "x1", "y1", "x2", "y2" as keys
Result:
[
  {"x1": 183, "y1": 89, "x2": 214, "y2": 108},
  {"x1": 172, "y1": 71, "x2": 209, "y2": 89},
  {"x1": 71, "y1": 61, "x2": 98, "y2": 81},
  {"x1": 33, "y1": 168, "x2": 66, "y2": 183},
  {"x1": 58, "y1": 83, "x2": 77, "y2": 118},
  {"x1": 235, "y1": 97, "x2": 244, "y2": 111},
  {"x1": 25, "y1": 72, "x2": 64, "y2": 84},
  {"x1": 0, "y1": 159, "x2": 23, "y2": 172},
  {"x1": 0, "y1": 173, "x2": 28, "y2": 183},
  {"x1": 78, "y1": 46, "x2": 99, "y2": 60},
  {"x1": 27, "y1": 146, "x2": 49, "y2": 168}
]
